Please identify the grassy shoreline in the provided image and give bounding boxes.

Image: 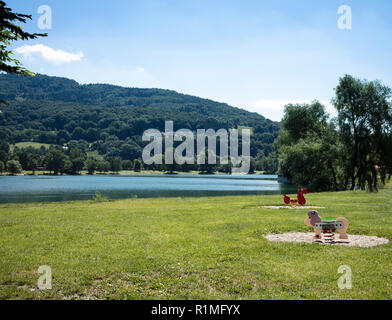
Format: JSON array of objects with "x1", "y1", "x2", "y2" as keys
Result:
[
  {"x1": 0, "y1": 170, "x2": 267, "y2": 176},
  {"x1": 1, "y1": 186, "x2": 391, "y2": 300}
]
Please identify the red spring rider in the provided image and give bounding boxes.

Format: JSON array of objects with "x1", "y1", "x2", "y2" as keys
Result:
[{"x1": 283, "y1": 187, "x2": 308, "y2": 207}]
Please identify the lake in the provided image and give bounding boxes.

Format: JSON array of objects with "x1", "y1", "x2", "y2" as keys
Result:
[{"x1": 0, "y1": 174, "x2": 297, "y2": 203}]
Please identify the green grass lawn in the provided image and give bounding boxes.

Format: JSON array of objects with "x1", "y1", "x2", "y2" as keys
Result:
[
  {"x1": 10, "y1": 142, "x2": 52, "y2": 151},
  {"x1": 1, "y1": 186, "x2": 392, "y2": 300}
]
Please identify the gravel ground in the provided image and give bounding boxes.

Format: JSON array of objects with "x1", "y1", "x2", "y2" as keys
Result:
[
  {"x1": 263, "y1": 206, "x2": 326, "y2": 209},
  {"x1": 265, "y1": 232, "x2": 389, "y2": 247}
]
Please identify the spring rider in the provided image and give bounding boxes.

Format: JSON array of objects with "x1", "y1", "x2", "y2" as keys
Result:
[
  {"x1": 304, "y1": 211, "x2": 349, "y2": 243},
  {"x1": 283, "y1": 187, "x2": 308, "y2": 208}
]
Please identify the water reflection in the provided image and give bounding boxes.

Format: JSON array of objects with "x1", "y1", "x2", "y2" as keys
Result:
[{"x1": 0, "y1": 174, "x2": 297, "y2": 203}]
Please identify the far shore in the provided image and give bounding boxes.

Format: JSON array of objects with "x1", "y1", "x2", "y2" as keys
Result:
[{"x1": 0, "y1": 170, "x2": 270, "y2": 176}]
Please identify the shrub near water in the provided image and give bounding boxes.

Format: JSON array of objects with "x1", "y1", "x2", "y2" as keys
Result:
[{"x1": 92, "y1": 191, "x2": 109, "y2": 202}]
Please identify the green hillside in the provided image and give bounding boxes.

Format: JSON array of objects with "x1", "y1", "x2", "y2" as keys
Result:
[{"x1": 0, "y1": 73, "x2": 280, "y2": 161}]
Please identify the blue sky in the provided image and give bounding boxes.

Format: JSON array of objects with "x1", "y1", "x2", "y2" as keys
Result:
[{"x1": 7, "y1": 0, "x2": 392, "y2": 121}]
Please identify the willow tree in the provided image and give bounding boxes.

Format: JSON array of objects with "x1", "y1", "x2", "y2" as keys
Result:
[
  {"x1": 333, "y1": 75, "x2": 392, "y2": 191},
  {"x1": 277, "y1": 101, "x2": 345, "y2": 191}
]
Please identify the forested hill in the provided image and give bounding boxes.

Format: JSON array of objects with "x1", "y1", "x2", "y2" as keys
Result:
[{"x1": 0, "y1": 73, "x2": 280, "y2": 160}]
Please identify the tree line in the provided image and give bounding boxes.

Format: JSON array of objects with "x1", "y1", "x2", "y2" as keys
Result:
[
  {"x1": 277, "y1": 75, "x2": 392, "y2": 191},
  {"x1": 0, "y1": 142, "x2": 276, "y2": 175}
]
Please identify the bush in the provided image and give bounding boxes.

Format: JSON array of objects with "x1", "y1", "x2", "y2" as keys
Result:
[
  {"x1": 7, "y1": 160, "x2": 22, "y2": 175},
  {"x1": 92, "y1": 191, "x2": 109, "y2": 202},
  {"x1": 122, "y1": 160, "x2": 133, "y2": 171}
]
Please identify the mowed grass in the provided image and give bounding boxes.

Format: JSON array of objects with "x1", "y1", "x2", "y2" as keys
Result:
[
  {"x1": 0, "y1": 186, "x2": 392, "y2": 300},
  {"x1": 11, "y1": 142, "x2": 52, "y2": 151}
]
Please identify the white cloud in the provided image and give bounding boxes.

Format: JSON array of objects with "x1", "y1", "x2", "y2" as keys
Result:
[
  {"x1": 246, "y1": 99, "x2": 336, "y2": 122},
  {"x1": 136, "y1": 67, "x2": 145, "y2": 73},
  {"x1": 15, "y1": 44, "x2": 84, "y2": 64}
]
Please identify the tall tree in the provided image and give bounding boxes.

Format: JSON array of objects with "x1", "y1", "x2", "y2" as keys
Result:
[
  {"x1": 44, "y1": 149, "x2": 66, "y2": 175},
  {"x1": 69, "y1": 148, "x2": 85, "y2": 174},
  {"x1": 97, "y1": 160, "x2": 110, "y2": 173},
  {"x1": 277, "y1": 101, "x2": 345, "y2": 191},
  {"x1": 0, "y1": 1, "x2": 47, "y2": 75},
  {"x1": 26, "y1": 153, "x2": 40, "y2": 174},
  {"x1": 278, "y1": 101, "x2": 329, "y2": 145},
  {"x1": 87, "y1": 158, "x2": 97, "y2": 175},
  {"x1": 333, "y1": 75, "x2": 392, "y2": 191},
  {"x1": 110, "y1": 156, "x2": 122, "y2": 173},
  {"x1": 1, "y1": 1, "x2": 47, "y2": 109},
  {"x1": 133, "y1": 159, "x2": 142, "y2": 172}
]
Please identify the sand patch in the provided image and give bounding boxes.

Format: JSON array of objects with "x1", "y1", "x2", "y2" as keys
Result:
[{"x1": 265, "y1": 232, "x2": 389, "y2": 248}]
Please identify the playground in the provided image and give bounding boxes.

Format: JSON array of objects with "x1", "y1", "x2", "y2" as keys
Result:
[{"x1": 0, "y1": 185, "x2": 391, "y2": 300}]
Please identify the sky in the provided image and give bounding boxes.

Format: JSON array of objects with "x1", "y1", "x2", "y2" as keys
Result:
[{"x1": 6, "y1": 0, "x2": 392, "y2": 121}]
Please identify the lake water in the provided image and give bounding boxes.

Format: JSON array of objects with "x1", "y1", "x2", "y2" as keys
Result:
[{"x1": 0, "y1": 174, "x2": 297, "y2": 203}]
